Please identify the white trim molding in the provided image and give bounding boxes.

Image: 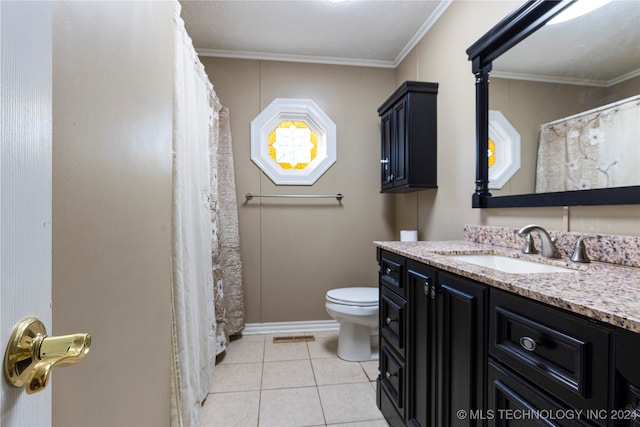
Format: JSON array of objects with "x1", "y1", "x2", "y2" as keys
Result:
[
  {"x1": 243, "y1": 320, "x2": 339, "y2": 335},
  {"x1": 196, "y1": 48, "x2": 397, "y2": 69},
  {"x1": 393, "y1": 0, "x2": 452, "y2": 67}
]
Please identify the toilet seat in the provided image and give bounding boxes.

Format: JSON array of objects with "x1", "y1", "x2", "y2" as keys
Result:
[{"x1": 326, "y1": 287, "x2": 378, "y2": 307}]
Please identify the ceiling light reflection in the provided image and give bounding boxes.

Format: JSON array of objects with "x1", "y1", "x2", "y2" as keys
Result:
[{"x1": 547, "y1": 0, "x2": 614, "y2": 25}]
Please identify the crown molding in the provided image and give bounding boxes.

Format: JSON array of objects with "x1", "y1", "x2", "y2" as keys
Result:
[
  {"x1": 196, "y1": 48, "x2": 396, "y2": 69},
  {"x1": 490, "y1": 70, "x2": 610, "y2": 87},
  {"x1": 491, "y1": 68, "x2": 640, "y2": 88},
  {"x1": 392, "y1": 0, "x2": 453, "y2": 67}
]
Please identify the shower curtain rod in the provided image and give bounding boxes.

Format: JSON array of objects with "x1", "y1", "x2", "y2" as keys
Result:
[
  {"x1": 543, "y1": 94, "x2": 640, "y2": 127},
  {"x1": 245, "y1": 192, "x2": 344, "y2": 201}
]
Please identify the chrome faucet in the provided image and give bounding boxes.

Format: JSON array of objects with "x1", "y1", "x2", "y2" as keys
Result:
[{"x1": 517, "y1": 224, "x2": 561, "y2": 259}]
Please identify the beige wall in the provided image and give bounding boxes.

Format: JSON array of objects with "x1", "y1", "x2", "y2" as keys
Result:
[
  {"x1": 52, "y1": 2, "x2": 173, "y2": 425},
  {"x1": 200, "y1": 58, "x2": 396, "y2": 323},
  {"x1": 396, "y1": 0, "x2": 640, "y2": 239}
]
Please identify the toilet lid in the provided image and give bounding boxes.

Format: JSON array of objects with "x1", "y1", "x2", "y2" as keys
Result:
[{"x1": 326, "y1": 287, "x2": 378, "y2": 306}]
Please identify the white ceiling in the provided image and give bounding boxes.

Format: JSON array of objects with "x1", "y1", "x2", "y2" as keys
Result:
[
  {"x1": 178, "y1": 0, "x2": 452, "y2": 68},
  {"x1": 179, "y1": 0, "x2": 640, "y2": 85}
]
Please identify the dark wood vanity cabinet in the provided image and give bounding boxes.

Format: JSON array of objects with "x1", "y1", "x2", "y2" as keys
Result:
[
  {"x1": 377, "y1": 249, "x2": 640, "y2": 427},
  {"x1": 378, "y1": 81, "x2": 438, "y2": 193},
  {"x1": 377, "y1": 249, "x2": 487, "y2": 427}
]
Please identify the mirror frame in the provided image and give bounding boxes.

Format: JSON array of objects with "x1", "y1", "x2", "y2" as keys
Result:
[{"x1": 466, "y1": 0, "x2": 640, "y2": 208}]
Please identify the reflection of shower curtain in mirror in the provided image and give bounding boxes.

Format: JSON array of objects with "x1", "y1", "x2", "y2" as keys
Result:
[{"x1": 536, "y1": 95, "x2": 640, "y2": 193}]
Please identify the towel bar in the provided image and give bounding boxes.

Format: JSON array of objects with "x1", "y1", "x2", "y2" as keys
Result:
[{"x1": 245, "y1": 193, "x2": 343, "y2": 201}]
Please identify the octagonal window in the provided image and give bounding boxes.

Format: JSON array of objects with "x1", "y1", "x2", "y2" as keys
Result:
[{"x1": 251, "y1": 99, "x2": 336, "y2": 185}]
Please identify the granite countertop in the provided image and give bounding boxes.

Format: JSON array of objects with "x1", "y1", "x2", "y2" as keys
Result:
[{"x1": 374, "y1": 239, "x2": 640, "y2": 334}]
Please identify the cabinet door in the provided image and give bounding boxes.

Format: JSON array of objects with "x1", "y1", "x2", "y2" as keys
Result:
[
  {"x1": 380, "y1": 109, "x2": 393, "y2": 191},
  {"x1": 393, "y1": 99, "x2": 408, "y2": 188},
  {"x1": 438, "y1": 272, "x2": 488, "y2": 427},
  {"x1": 407, "y1": 261, "x2": 438, "y2": 427}
]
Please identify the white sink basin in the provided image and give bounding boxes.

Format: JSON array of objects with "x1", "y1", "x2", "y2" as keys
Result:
[{"x1": 447, "y1": 254, "x2": 576, "y2": 274}]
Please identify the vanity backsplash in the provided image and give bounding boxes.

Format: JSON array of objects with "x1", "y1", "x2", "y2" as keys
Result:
[{"x1": 464, "y1": 224, "x2": 640, "y2": 268}]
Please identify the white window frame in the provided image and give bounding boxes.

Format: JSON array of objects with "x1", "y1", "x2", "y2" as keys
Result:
[{"x1": 251, "y1": 98, "x2": 336, "y2": 185}]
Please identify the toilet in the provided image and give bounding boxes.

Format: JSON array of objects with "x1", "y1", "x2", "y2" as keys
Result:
[{"x1": 325, "y1": 287, "x2": 379, "y2": 361}]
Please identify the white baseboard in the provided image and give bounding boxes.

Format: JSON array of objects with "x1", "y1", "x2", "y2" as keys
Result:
[{"x1": 243, "y1": 320, "x2": 339, "y2": 335}]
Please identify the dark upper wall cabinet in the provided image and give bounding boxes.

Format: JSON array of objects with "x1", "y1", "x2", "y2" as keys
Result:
[{"x1": 378, "y1": 81, "x2": 438, "y2": 193}]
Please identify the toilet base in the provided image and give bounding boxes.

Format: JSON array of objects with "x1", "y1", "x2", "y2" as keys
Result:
[{"x1": 336, "y1": 323, "x2": 379, "y2": 362}]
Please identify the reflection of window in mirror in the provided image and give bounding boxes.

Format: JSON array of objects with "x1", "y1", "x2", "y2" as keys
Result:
[
  {"x1": 489, "y1": 0, "x2": 640, "y2": 196},
  {"x1": 488, "y1": 110, "x2": 520, "y2": 190}
]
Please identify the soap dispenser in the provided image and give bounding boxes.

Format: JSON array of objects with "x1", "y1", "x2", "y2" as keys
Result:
[{"x1": 570, "y1": 235, "x2": 597, "y2": 263}]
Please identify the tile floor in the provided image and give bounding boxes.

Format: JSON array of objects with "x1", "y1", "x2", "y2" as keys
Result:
[{"x1": 201, "y1": 330, "x2": 390, "y2": 427}]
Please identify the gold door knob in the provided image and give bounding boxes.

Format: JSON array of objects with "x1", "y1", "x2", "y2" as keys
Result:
[{"x1": 3, "y1": 317, "x2": 91, "y2": 394}]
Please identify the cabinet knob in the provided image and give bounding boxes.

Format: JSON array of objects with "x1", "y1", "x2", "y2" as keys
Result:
[
  {"x1": 385, "y1": 267, "x2": 392, "y2": 275},
  {"x1": 385, "y1": 317, "x2": 396, "y2": 325},
  {"x1": 519, "y1": 336, "x2": 538, "y2": 352},
  {"x1": 385, "y1": 371, "x2": 396, "y2": 379},
  {"x1": 380, "y1": 158, "x2": 389, "y2": 173}
]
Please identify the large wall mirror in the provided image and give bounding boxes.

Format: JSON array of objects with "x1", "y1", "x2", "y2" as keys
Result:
[{"x1": 467, "y1": 0, "x2": 640, "y2": 208}]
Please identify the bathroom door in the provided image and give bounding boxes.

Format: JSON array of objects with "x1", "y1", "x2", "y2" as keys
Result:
[{"x1": 1, "y1": 1, "x2": 53, "y2": 424}]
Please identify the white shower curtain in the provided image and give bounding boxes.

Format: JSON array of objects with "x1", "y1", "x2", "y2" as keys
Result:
[
  {"x1": 170, "y1": 3, "x2": 216, "y2": 426},
  {"x1": 210, "y1": 98, "x2": 245, "y2": 355}
]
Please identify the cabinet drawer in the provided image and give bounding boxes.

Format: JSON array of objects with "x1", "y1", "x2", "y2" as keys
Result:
[
  {"x1": 381, "y1": 286, "x2": 407, "y2": 356},
  {"x1": 489, "y1": 360, "x2": 599, "y2": 426},
  {"x1": 379, "y1": 251, "x2": 405, "y2": 297},
  {"x1": 380, "y1": 343, "x2": 405, "y2": 418},
  {"x1": 490, "y1": 290, "x2": 611, "y2": 411}
]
